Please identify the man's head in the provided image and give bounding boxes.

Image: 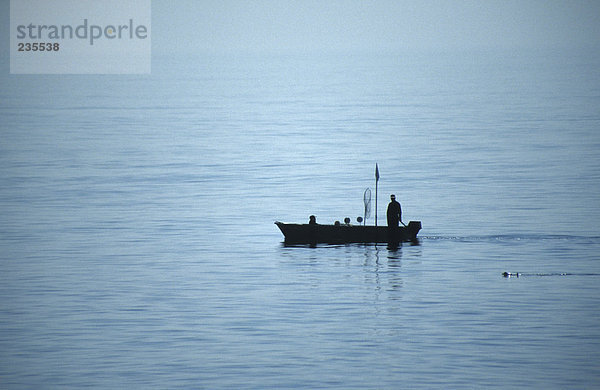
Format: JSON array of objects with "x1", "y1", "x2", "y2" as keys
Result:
[{"x1": 390, "y1": 194, "x2": 396, "y2": 200}]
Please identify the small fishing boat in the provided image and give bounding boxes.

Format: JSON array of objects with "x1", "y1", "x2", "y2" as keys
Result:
[
  {"x1": 275, "y1": 220, "x2": 422, "y2": 245},
  {"x1": 276, "y1": 164, "x2": 422, "y2": 245}
]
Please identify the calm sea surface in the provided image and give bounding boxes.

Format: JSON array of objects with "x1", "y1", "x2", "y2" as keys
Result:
[{"x1": 1, "y1": 49, "x2": 600, "y2": 388}]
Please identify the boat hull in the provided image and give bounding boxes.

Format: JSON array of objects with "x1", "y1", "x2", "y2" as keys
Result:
[{"x1": 275, "y1": 221, "x2": 421, "y2": 245}]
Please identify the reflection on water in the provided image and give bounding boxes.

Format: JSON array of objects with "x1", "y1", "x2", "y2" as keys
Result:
[{"x1": 279, "y1": 243, "x2": 414, "y2": 297}]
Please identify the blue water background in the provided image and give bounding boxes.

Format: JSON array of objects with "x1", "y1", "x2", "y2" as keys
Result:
[{"x1": 1, "y1": 49, "x2": 600, "y2": 388}]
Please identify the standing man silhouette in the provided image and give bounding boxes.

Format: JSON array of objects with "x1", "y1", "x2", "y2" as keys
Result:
[
  {"x1": 387, "y1": 194, "x2": 402, "y2": 227},
  {"x1": 386, "y1": 194, "x2": 402, "y2": 244}
]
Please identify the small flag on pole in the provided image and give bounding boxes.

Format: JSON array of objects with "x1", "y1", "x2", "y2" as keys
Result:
[{"x1": 375, "y1": 163, "x2": 379, "y2": 226}]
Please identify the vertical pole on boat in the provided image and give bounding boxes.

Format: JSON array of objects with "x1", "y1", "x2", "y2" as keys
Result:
[{"x1": 375, "y1": 163, "x2": 379, "y2": 226}]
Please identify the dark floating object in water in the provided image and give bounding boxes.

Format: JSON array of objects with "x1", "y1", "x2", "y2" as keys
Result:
[
  {"x1": 275, "y1": 220, "x2": 422, "y2": 245},
  {"x1": 502, "y1": 272, "x2": 600, "y2": 278}
]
